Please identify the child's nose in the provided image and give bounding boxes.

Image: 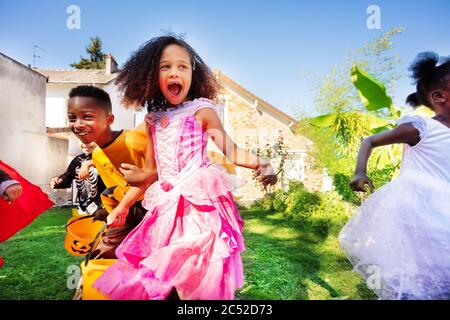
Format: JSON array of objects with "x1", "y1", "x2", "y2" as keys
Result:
[
  {"x1": 169, "y1": 68, "x2": 180, "y2": 78},
  {"x1": 74, "y1": 118, "x2": 86, "y2": 128}
]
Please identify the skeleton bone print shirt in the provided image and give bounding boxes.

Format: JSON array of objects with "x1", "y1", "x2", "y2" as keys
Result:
[{"x1": 54, "y1": 153, "x2": 105, "y2": 211}]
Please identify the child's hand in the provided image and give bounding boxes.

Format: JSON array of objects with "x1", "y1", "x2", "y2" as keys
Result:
[
  {"x1": 78, "y1": 160, "x2": 93, "y2": 180},
  {"x1": 254, "y1": 159, "x2": 278, "y2": 187},
  {"x1": 350, "y1": 173, "x2": 374, "y2": 193},
  {"x1": 3, "y1": 183, "x2": 23, "y2": 203},
  {"x1": 50, "y1": 177, "x2": 63, "y2": 189},
  {"x1": 107, "y1": 206, "x2": 129, "y2": 228},
  {"x1": 92, "y1": 208, "x2": 109, "y2": 222},
  {"x1": 119, "y1": 163, "x2": 153, "y2": 187}
]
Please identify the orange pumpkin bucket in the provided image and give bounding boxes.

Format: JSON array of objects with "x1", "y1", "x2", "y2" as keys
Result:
[{"x1": 64, "y1": 214, "x2": 105, "y2": 256}]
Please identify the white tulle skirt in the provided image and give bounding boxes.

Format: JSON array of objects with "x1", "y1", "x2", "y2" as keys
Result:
[{"x1": 339, "y1": 172, "x2": 450, "y2": 300}]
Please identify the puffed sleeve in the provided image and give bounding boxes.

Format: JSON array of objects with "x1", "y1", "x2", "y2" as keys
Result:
[
  {"x1": 397, "y1": 115, "x2": 428, "y2": 140},
  {"x1": 191, "y1": 98, "x2": 217, "y2": 114}
]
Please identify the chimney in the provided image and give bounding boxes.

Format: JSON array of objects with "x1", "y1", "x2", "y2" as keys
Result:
[{"x1": 104, "y1": 54, "x2": 118, "y2": 75}]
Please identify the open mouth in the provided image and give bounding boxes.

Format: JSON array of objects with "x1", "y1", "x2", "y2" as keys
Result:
[
  {"x1": 168, "y1": 83, "x2": 182, "y2": 97},
  {"x1": 74, "y1": 131, "x2": 91, "y2": 141}
]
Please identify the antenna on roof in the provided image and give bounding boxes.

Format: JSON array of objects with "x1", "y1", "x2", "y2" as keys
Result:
[{"x1": 33, "y1": 45, "x2": 46, "y2": 68}]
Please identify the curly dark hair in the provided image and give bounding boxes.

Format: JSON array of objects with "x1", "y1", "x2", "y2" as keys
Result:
[
  {"x1": 115, "y1": 36, "x2": 221, "y2": 112},
  {"x1": 69, "y1": 85, "x2": 112, "y2": 113},
  {"x1": 406, "y1": 51, "x2": 450, "y2": 109}
]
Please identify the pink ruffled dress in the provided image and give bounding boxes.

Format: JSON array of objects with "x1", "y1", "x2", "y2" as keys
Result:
[{"x1": 93, "y1": 98, "x2": 246, "y2": 300}]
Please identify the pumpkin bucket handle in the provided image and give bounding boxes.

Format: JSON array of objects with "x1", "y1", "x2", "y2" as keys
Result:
[{"x1": 84, "y1": 222, "x2": 108, "y2": 267}]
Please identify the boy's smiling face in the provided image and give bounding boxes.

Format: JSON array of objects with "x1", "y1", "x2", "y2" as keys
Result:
[
  {"x1": 67, "y1": 96, "x2": 114, "y2": 147},
  {"x1": 158, "y1": 44, "x2": 193, "y2": 107}
]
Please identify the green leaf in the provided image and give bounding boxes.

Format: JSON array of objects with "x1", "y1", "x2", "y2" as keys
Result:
[
  {"x1": 374, "y1": 148, "x2": 389, "y2": 169},
  {"x1": 374, "y1": 145, "x2": 398, "y2": 169},
  {"x1": 359, "y1": 113, "x2": 390, "y2": 129},
  {"x1": 371, "y1": 125, "x2": 392, "y2": 134},
  {"x1": 351, "y1": 65, "x2": 393, "y2": 111},
  {"x1": 309, "y1": 113, "x2": 337, "y2": 128}
]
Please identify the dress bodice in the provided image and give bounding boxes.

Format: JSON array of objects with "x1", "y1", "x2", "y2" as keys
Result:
[{"x1": 149, "y1": 98, "x2": 215, "y2": 181}]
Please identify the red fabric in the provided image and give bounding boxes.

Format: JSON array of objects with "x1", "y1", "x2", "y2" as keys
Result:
[{"x1": 0, "y1": 161, "x2": 54, "y2": 242}]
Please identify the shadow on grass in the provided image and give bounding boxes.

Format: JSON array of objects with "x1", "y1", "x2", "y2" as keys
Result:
[
  {"x1": 237, "y1": 209, "x2": 375, "y2": 300},
  {"x1": 242, "y1": 209, "x2": 331, "y2": 240}
]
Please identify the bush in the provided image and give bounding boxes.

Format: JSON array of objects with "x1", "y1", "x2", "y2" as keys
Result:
[
  {"x1": 304, "y1": 191, "x2": 352, "y2": 233},
  {"x1": 237, "y1": 203, "x2": 248, "y2": 211},
  {"x1": 249, "y1": 179, "x2": 354, "y2": 234},
  {"x1": 249, "y1": 181, "x2": 309, "y2": 212},
  {"x1": 370, "y1": 163, "x2": 399, "y2": 189},
  {"x1": 249, "y1": 193, "x2": 275, "y2": 211},
  {"x1": 333, "y1": 173, "x2": 361, "y2": 205},
  {"x1": 333, "y1": 163, "x2": 399, "y2": 205},
  {"x1": 272, "y1": 189, "x2": 288, "y2": 212},
  {"x1": 286, "y1": 180, "x2": 306, "y2": 193},
  {"x1": 249, "y1": 199, "x2": 264, "y2": 210},
  {"x1": 285, "y1": 188, "x2": 322, "y2": 218}
]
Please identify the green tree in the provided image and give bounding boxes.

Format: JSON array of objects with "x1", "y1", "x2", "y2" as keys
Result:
[
  {"x1": 71, "y1": 36, "x2": 106, "y2": 69},
  {"x1": 297, "y1": 28, "x2": 405, "y2": 176},
  {"x1": 308, "y1": 28, "x2": 404, "y2": 116}
]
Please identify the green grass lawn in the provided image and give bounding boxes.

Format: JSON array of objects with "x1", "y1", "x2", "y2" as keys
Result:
[
  {"x1": 0, "y1": 208, "x2": 375, "y2": 300},
  {"x1": 0, "y1": 209, "x2": 83, "y2": 300},
  {"x1": 236, "y1": 209, "x2": 375, "y2": 300}
]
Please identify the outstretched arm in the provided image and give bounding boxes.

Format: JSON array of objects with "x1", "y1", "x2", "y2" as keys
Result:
[
  {"x1": 107, "y1": 126, "x2": 158, "y2": 228},
  {"x1": 195, "y1": 107, "x2": 277, "y2": 187},
  {"x1": 350, "y1": 123, "x2": 420, "y2": 192},
  {"x1": 119, "y1": 123, "x2": 159, "y2": 187},
  {"x1": 51, "y1": 156, "x2": 78, "y2": 188}
]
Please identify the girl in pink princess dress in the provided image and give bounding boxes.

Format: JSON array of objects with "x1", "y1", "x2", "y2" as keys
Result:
[{"x1": 93, "y1": 36, "x2": 278, "y2": 300}]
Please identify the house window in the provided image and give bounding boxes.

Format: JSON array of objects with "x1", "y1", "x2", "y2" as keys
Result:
[{"x1": 282, "y1": 152, "x2": 306, "y2": 186}]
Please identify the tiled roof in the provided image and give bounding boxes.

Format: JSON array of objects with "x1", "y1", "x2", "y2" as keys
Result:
[
  {"x1": 35, "y1": 69, "x2": 118, "y2": 84},
  {"x1": 36, "y1": 65, "x2": 297, "y2": 127},
  {"x1": 214, "y1": 70, "x2": 297, "y2": 126}
]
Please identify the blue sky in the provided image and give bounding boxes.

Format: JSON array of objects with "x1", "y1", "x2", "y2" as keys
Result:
[{"x1": 1, "y1": 0, "x2": 449, "y2": 117}]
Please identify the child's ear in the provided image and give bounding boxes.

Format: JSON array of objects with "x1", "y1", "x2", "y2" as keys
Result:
[
  {"x1": 106, "y1": 113, "x2": 115, "y2": 126},
  {"x1": 430, "y1": 90, "x2": 446, "y2": 104}
]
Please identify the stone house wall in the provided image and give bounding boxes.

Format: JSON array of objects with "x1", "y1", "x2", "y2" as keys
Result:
[{"x1": 211, "y1": 92, "x2": 326, "y2": 204}]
